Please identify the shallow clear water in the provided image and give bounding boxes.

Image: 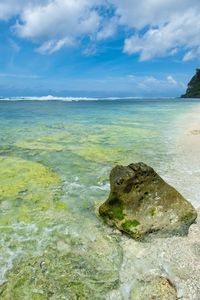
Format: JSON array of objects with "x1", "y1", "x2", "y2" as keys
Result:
[{"x1": 0, "y1": 99, "x2": 200, "y2": 299}]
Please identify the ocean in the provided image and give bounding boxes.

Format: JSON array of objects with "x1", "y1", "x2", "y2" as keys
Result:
[{"x1": 0, "y1": 98, "x2": 200, "y2": 299}]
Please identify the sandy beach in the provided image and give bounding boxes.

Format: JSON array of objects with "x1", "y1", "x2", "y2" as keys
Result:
[
  {"x1": 174, "y1": 104, "x2": 200, "y2": 210},
  {"x1": 176, "y1": 104, "x2": 200, "y2": 170},
  {"x1": 110, "y1": 105, "x2": 200, "y2": 300}
]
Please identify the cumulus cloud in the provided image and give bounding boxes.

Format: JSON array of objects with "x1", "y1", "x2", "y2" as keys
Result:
[
  {"x1": 0, "y1": 0, "x2": 46, "y2": 20},
  {"x1": 110, "y1": 0, "x2": 200, "y2": 61},
  {"x1": 15, "y1": 0, "x2": 101, "y2": 39},
  {"x1": 123, "y1": 6, "x2": 200, "y2": 61},
  {"x1": 109, "y1": 0, "x2": 200, "y2": 61},
  {"x1": 0, "y1": 1, "x2": 26, "y2": 20},
  {"x1": 13, "y1": 0, "x2": 102, "y2": 53},
  {"x1": 1, "y1": 0, "x2": 200, "y2": 60},
  {"x1": 111, "y1": 0, "x2": 196, "y2": 28}
]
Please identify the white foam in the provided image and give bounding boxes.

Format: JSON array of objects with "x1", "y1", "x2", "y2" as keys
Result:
[
  {"x1": 0, "y1": 95, "x2": 178, "y2": 102},
  {"x1": 0, "y1": 95, "x2": 99, "y2": 101}
]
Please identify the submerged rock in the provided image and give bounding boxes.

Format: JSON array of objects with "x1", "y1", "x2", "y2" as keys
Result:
[
  {"x1": 130, "y1": 276, "x2": 178, "y2": 300},
  {"x1": 0, "y1": 156, "x2": 60, "y2": 201},
  {"x1": 0, "y1": 226, "x2": 121, "y2": 300},
  {"x1": 0, "y1": 156, "x2": 62, "y2": 225},
  {"x1": 99, "y1": 163, "x2": 197, "y2": 240}
]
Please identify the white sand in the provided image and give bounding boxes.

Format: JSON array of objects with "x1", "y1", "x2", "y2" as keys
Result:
[
  {"x1": 176, "y1": 105, "x2": 200, "y2": 169},
  {"x1": 109, "y1": 106, "x2": 200, "y2": 300}
]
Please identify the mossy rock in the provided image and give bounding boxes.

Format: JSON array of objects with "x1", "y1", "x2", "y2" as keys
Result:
[
  {"x1": 99, "y1": 162, "x2": 197, "y2": 240},
  {"x1": 130, "y1": 276, "x2": 178, "y2": 300}
]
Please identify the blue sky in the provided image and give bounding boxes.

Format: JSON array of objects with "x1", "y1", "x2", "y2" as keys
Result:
[{"x1": 0, "y1": 0, "x2": 199, "y2": 97}]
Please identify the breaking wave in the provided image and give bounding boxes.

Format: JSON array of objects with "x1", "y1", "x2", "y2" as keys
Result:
[{"x1": 0, "y1": 95, "x2": 175, "y2": 102}]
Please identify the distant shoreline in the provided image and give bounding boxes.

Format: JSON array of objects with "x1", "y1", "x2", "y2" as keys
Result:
[{"x1": 0, "y1": 96, "x2": 198, "y2": 102}]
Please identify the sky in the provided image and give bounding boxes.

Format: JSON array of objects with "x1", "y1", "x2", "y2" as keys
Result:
[{"x1": 0, "y1": 0, "x2": 199, "y2": 97}]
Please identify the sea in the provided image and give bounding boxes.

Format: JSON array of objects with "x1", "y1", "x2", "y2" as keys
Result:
[{"x1": 0, "y1": 97, "x2": 200, "y2": 299}]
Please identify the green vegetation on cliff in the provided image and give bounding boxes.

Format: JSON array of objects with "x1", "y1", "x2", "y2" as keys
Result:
[{"x1": 181, "y1": 69, "x2": 200, "y2": 98}]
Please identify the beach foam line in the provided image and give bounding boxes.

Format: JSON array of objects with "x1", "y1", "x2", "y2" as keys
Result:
[
  {"x1": 0, "y1": 95, "x2": 178, "y2": 102},
  {"x1": 0, "y1": 95, "x2": 99, "y2": 101}
]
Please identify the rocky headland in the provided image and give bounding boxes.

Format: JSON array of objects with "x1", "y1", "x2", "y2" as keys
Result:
[{"x1": 181, "y1": 68, "x2": 200, "y2": 98}]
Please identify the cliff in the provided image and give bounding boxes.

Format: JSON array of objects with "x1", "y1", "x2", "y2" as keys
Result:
[{"x1": 181, "y1": 69, "x2": 200, "y2": 98}]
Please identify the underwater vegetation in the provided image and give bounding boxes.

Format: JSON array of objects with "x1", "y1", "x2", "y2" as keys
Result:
[
  {"x1": 1, "y1": 100, "x2": 200, "y2": 299},
  {"x1": 0, "y1": 155, "x2": 122, "y2": 299},
  {"x1": 0, "y1": 156, "x2": 62, "y2": 225}
]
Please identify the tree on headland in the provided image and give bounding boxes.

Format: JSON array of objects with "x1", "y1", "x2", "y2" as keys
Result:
[{"x1": 181, "y1": 68, "x2": 200, "y2": 98}]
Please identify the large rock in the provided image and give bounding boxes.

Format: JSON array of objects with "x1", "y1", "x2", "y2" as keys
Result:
[
  {"x1": 99, "y1": 163, "x2": 197, "y2": 240},
  {"x1": 181, "y1": 68, "x2": 200, "y2": 98}
]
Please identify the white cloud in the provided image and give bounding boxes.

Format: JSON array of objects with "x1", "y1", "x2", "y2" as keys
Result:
[
  {"x1": 13, "y1": 0, "x2": 102, "y2": 53},
  {"x1": 111, "y1": 0, "x2": 200, "y2": 61},
  {"x1": 123, "y1": 8, "x2": 200, "y2": 61},
  {"x1": 96, "y1": 17, "x2": 118, "y2": 40},
  {"x1": 0, "y1": 1, "x2": 25, "y2": 20},
  {"x1": 167, "y1": 76, "x2": 177, "y2": 85},
  {"x1": 1, "y1": 0, "x2": 200, "y2": 60},
  {"x1": 133, "y1": 75, "x2": 179, "y2": 90},
  {"x1": 130, "y1": 74, "x2": 181, "y2": 95},
  {"x1": 110, "y1": 0, "x2": 196, "y2": 29},
  {"x1": 82, "y1": 45, "x2": 97, "y2": 56},
  {"x1": 15, "y1": 0, "x2": 101, "y2": 39},
  {"x1": 36, "y1": 38, "x2": 75, "y2": 54},
  {"x1": 99, "y1": 74, "x2": 183, "y2": 95},
  {"x1": 0, "y1": 1, "x2": 46, "y2": 20},
  {"x1": 183, "y1": 47, "x2": 200, "y2": 62}
]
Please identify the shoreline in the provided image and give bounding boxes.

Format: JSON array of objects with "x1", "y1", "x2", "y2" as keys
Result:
[
  {"x1": 115, "y1": 105, "x2": 200, "y2": 300},
  {"x1": 175, "y1": 104, "x2": 200, "y2": 209},
  {"x1": 176, "y1": 104, "x2": 200, "y2": 166}
]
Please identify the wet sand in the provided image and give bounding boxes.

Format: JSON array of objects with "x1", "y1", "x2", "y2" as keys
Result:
[
  {"x1": 176, "y1": 105, "x2": 200, "y2": 170},
  {"x1": 112, "y1": 106, "x2": 200, "y2": 300}
]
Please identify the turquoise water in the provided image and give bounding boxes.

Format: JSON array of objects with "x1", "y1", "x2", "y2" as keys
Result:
[{"x1": 0, "y1": 98, "x2": 199, "y2": 299}]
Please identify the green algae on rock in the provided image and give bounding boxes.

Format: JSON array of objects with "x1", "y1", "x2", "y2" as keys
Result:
[
  {"x1": 17, "y1": 140, "x2": 66, "y2": 152},
  {"x1": 0, "y1": 156, "x2": 61, "y2": 224},
  {"x1": 0, "y1": 156, "x2": 60, "y2": 198},
  {"x1": 130, "y1": 276, "x2": 178, "y2": 300},
  {"x1": 99, "y1": 162, "x2": 197, "y2": 240},
  {"x1": 0, "y1": 225, "x2": 122, "y2": 300}
]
